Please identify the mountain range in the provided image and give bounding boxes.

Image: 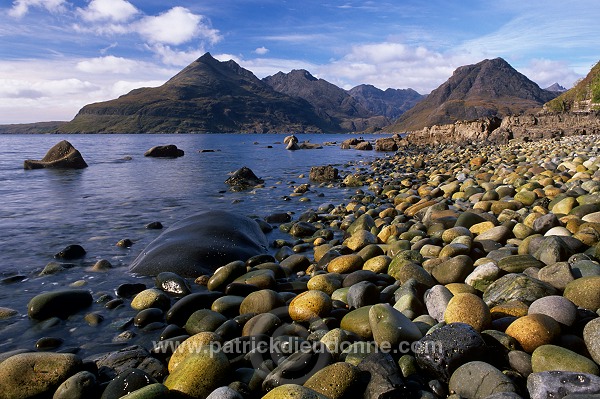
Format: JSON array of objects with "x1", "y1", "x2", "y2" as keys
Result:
[{"x1": 2, "y1": 53, "x2": 587, "y2": 134}]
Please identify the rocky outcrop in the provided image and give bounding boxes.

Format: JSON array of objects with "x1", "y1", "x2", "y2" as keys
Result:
[
  {"x1": 401, "y1": 112, "x2": 600, "y2": 146},
  {"x1": 405, "y1": 117, "x2": 502, "y2": 146},
  {"x1": 489, "y1": 112, "x2": 600, "y2": 142},
  {"x1": 23, "y1": 140, "x2": 88, "y2": 170}
]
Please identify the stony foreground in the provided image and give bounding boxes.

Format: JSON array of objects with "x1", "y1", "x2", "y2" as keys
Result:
[{"x1": 3, "y1": 134, "x2": 600, "y2": 398}]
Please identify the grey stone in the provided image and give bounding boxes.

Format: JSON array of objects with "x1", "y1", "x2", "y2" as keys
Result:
[
  {"x1": 527, "y1": 371, "x2": 600, "y2": 399},
  {"x1": 449, "y1": 361, "x2": 518, "y2": 399},
  {"x1": 528, "y1": 295, "x2": 577, "y2": 326},
  {"x1": 424, "y1": 285, "x2": 454, "y2": 322},
  {"x1": 206, "y1": 386, "x2": 244, "y2": 399}
]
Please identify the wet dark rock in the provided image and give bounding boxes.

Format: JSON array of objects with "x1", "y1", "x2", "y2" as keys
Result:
[
  {"x1": 116, "y1": 283, "x2": 147, "y2": 298},
  {"x1": 53, "y1": 370, "x2": 98, "y2": 399},
  {"x1": 35, "y1": 336, "x2": 64, "y2": 351},
  {"x1": 145, "y1": 221, "x2": 163, "y2": 229},
  {"x1": 265, "y1": 212, "x2": 292, "y2": 224},
  {"x1": 225, "y1": 166, "x2": 264, "y2": 190},
  {"x1": 24, "y1": 140, "x2": 88, "y2": 169},
  {"x1": 129, "y1": 210, "x2": 268, "y2": 277},
  {"x1": 144, "y1": 144, "x2": 184, "y2": 158},
  {"x1": 28, "y1": 289, "x2": 93, "y2": 320},
  {"x1": 262, "y1": 345, "x2": 333, "y2": 390},
  {"x1": 91, "y1": 345, "x2": 166, "y2": 381},
  {"x1": 100, "y1": 368, "x2": 157, "y2": 399},
  {"x1": 165, "y1": 291, "x2": 224, "y2": 326},
  {"x1": 357, "y1": 352, "x2": 410, "y2": 398},
  {"x1": 134, "y1": 308, "x2": 164, "y2": 328},
  {"x1": 155, "y1": 272, "x2": 191, "y2": 297},
  {"x1": 414, "y1": 322, "x2": 488, "y2": 382},
  {"x1": 54, "y1": 244, "x2": 86, "y2": 260}
]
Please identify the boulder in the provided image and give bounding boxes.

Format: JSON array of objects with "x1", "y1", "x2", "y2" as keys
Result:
[
  {"x1": 309, "y1": 165, "x2": 339, "y2": 182},
  {"x1": 144, "y1": 144, "x2": 184, "y2": 158},
  {"x1": 129, "y1": 210, "x2": 269, "y2": 277},
  {"x1": 375, "y1": 137, "x2": 399, "y2": 151},
  {"x1": 24, "y1": 140, "x2": 88, "y2": 169},
  {"x1": 225, "y1": 166, "x2": 264, "y2": 190},
  {"x1": 284, "y1": 135, "x2": 300, "y2": 150}
]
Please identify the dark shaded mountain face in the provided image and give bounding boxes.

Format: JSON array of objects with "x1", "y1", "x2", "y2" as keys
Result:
[
  {"x1": 388, "y1": 57, "x2": 560, "y2": 132},
  {"x1": 347, "y1": 85, "x2": 425, "y2": 120},
  {"x1": 545, "y1": 83, "x2": 567, "y2": 92},
  {"x1": 60, "y1": 53, "x2": 337, "y2": 133},
  {"x1": 263, "y1": 70, "x2": 389, "y2": 132}
]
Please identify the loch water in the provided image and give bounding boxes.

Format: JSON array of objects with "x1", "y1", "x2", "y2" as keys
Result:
[{"x1": 0, "y1": 133, "x2": 389, "y2": 352}]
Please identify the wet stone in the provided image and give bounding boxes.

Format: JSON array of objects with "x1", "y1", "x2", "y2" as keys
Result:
[{"x1": 414, "y1": 322, "x2": 488, "y2": 382}]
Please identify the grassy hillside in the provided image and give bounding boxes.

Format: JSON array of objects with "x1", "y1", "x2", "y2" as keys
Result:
[{"x1": 545, "y1": 61, "x2": 600, "y2": 112}]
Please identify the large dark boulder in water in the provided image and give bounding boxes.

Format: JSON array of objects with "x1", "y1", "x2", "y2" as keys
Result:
[
  {"x1": 24, "y1": 140, "x2": 88, "y2": 169},
  {"x1": 129, "y1": 210, "x2": 269, "y2": 277},
  {"x1": 225, "y1": 166, "x2": 264, "y2": 191},
  {"x1": 144, "y1": 144, "x2": 184, "y2": 158}
]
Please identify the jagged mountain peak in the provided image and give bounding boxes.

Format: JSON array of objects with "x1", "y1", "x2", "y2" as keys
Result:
[{"x1": 545, "y1": 83, "x2": 567, "y2": 92}]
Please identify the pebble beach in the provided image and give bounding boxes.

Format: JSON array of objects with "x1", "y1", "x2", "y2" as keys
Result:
[{"x1": 2, "y1": 134, "x2": 600, "y2": 399}]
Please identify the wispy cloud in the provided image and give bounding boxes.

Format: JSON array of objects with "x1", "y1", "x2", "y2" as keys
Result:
[{"x1": 8, "y1": 0, "x2": 67, "y2": 18}]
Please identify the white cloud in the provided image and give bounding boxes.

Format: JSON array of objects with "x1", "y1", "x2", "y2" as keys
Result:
[
  {"x1": 76, "y1": 55, "x2": 140, "y2": 74},
  {"x1": 0, "y1": 78, "x2": 98, "y2": 99},
  {"x1": 0, "y1": 58, "x2": 174, "y2": 123},
  {"x1": 254, "y1": 47, "x2": 269, "y2": 55},
  {"x1": 518, "y1": 59, "x2": 582, "y2": 89},
  {"x1": 8, "y1": 0, "x2": 67, "y2": 18},
  {"x1": 78, "y1": 0, "x2": 139, "y2": 22},
  {"x1": 136, "y1": 6, "x2": 221, "y2": 46},
  {"x1": 147, "y1": 44, "x2": 206, "y2": 67},
  {"x1": 316, "y1": 41, "x2": 475, "y2": 93}
]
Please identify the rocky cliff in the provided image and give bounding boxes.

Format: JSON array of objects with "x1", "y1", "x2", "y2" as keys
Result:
[{"x1": 403, "y1": 112, "x2": 600, "y2": 146}]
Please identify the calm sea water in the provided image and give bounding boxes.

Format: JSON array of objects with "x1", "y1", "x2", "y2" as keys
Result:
[
  {"x1": 1, "y1": 133, "x2": 389, "y2": 274},
  {"x1": 0, "y1": 133, "x2": 391, "y2": 353}
]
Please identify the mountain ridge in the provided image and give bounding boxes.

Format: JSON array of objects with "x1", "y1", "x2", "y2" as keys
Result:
[{"x1": 386, "y1": 57, "x2": 559, "y2": 132}]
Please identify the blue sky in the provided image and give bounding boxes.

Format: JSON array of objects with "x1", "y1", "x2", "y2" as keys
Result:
[{"x1": 0, "y1": 0, "x2": 598, "y2": 123}]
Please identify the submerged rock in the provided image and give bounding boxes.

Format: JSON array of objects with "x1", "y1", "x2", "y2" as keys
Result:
[{"x1": 129, "y1": 210, "x2": 269, "y2": 277}]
